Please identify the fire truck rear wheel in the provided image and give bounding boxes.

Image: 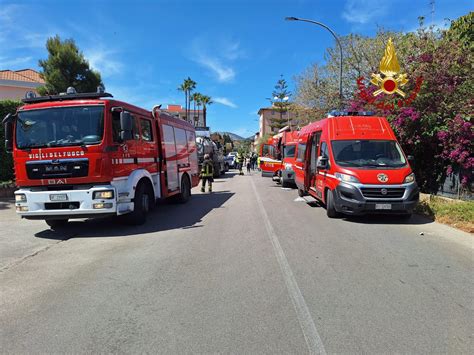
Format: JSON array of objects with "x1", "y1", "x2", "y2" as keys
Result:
[
  {"x1": 326, "y1": 189, "x2": 341, "y2": 218},
  {"x1": 46, "y1": 219, "x2": 69, "y2": 229},
  {"x1": 126, "y1": 182, "x2": 150, "y2": 225},
  {"x1": 176, "y1": 175, "x2": 191, "y2": 204}
]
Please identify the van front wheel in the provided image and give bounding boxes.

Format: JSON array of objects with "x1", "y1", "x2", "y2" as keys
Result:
[{"x1": 326, "y1": 189, "x2": 341, "y2": 218}]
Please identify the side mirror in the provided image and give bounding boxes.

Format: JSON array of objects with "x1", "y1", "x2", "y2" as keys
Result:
[
  {"x1": 316, "y1": 156, "x2": 328, "y2": 169},
  {"x1": 120, "y1": 111, "x2": 133, "y2": 141},
  {"x1": 3, "y1": 113, "x2": 14, "y2": 153}
]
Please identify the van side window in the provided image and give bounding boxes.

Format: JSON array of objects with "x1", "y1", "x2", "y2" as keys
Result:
[
  {"x1": 296, "y1": 143, "x2": 306, "y2": 162},
  {"x1": 310, "y1": 132, "x2": 321, "y2": 173},
  {"x1": 320, "y1": 142, "x2": 329, "y2": 158},
  {"x1": 112, "y1": 111, "x2": 121, "y2": 143},
  {"x1": 140, "y1": 119, "x2": 153, "y2": 142},
  {"x1": 132, "y1": 115, "x2": 140, "y2": 140}
]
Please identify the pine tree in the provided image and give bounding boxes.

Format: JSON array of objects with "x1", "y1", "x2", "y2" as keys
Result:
[
  {"x1": 268, "y1": 75, "x2": 291, "y2": 131},
  {"x1": 37, "y1": 35, "x2": 103, "y2": 95}
]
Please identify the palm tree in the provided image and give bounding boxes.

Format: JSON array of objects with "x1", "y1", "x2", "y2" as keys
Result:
[
  {"x1": 200, "y1": 95, "x2": 213, "y2": 128},
  {"x1": 191, "y1": 92, "x2": 202, "y2": 126},
  {"x1": 178, "y1": 77, "x2": 197, "y2": 122},
  {"x1": 185, "y1": 77, "x2": 196, "y2": 122},
  {"x1": 178, "y1": 81, "x2": 189, "y2": 121}
]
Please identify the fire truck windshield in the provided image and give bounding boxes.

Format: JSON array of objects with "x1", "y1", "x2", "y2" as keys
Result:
[
  {"x1": 331, "y1": 140, "x2": 407, "y2": 168},
  {"x1": 16, "y1": 106, "x2": 104, "y2": 149}
]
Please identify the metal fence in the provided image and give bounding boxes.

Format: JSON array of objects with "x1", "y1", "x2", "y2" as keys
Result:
[{"x1": 438, "y1": 170, "x2": 473, "y2": 201}]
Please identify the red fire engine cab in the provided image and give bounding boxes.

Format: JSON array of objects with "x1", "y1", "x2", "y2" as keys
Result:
[
  {"x1": 3, "y1": 89, "x2": 200, "y2": 227},
  {"x1": 259, "y1": 127, "x2": 298, "y2": 187},
  {"x1": 294, "y1": 112, "x2": 419, "y2": 218}
]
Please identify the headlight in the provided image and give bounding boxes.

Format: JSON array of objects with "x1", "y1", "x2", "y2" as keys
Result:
[
  {"x1": 404, "y1": 173, "x2": 415, "y2": 184},
  {"x1": 284, "y1": 163, "x2": 293, "y2": 170},
  {"x1": 15, "y1": 194, "x2": 27, "y2": 203},
  {"x1": 93, "y1": 190, "x2": 114, "y2": 199},
  {"x1": 335, "y1": 172, "x2": 360, "y2": 183}
]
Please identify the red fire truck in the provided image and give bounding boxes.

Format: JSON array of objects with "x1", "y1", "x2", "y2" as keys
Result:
[
  {"x1": 294, "y1": 112, "x2": 419, "y2": 218},
  {"x1": 259, "y1": 128, "x2": 298, "y2": 187},
  {"x1": 3, "y1": 89, "x2": 199, "y2": 227}
]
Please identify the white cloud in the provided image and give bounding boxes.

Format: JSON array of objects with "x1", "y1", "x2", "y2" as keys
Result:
[
  {"x1": 342, "y1": 0, "x2": 388, "y2": 24},
  {"x1": 189, "y1": 36, "x2": 245, "y2": 83},
  {"x1": 84, "y1": 48, "x2": 123, "y2": 77},
  {"x1": 214, "y1": 97, "x2": 237, "y2": 108},
  {"x1": 196, "y1": 55, "x2": 235, "y2": 82}
]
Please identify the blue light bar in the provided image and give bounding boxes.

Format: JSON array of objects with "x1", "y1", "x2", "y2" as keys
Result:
[{"x1": 328, "y1": 110, "x2": 374, "y2": 117}]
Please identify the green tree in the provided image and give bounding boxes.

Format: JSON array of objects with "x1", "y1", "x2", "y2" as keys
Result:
[
  {"x1": 268, "y1": 75, "x2": 292, "y2": 131},
  {"x1": 37, "y1": 35, "x2": 103, "y2": 95},
  {"x1": 200, "y1": 95, "x2": 213, "y2": 128}
]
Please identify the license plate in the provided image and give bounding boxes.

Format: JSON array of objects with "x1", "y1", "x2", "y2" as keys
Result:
[
  {"x1": 50, "y1": 194, "x2": 68, "y2": 201},
  {"x1": 375, "y1": 203, "x2": 391, "y2": 210}
]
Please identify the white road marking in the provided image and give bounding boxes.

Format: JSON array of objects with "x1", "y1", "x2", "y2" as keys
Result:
[
  {"x1": 294, "y1": 197, "x2": 307, "y2": 202},
  {"x1": 250, "y1": 178, "x2": 327, "y2": 355}
]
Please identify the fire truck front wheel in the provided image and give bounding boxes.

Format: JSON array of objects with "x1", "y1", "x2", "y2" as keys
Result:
[
  {"x1": 126, "y1": 182, "x2": 152, "y2": 225},
  {"x1": 46, "y1": 219, "x2": 69, "y2": 229},
  {"x1": 325, "y1": 189, "x2": 341, "y2": 219}
]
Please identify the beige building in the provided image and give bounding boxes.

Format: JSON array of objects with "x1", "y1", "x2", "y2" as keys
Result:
[
  {"x1": 161, "y1": 104, "x2": 205, "y2": 128},
  {"x1": 0, "y1": 69, "x2": 45, "y2": 100},
  {"x1": 257, "y1": 107, "x2": 299, "y2": 138}
]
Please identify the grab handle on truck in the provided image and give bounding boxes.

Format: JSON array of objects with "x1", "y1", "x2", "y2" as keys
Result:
[{"x1": 2, "y1": 113, "x2": 14, "y2": 153}]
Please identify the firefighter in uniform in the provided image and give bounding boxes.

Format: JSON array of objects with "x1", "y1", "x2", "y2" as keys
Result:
[
  {"x1": 237, "y1": 153, "x2": 245, "y2": 175},
  {"x1": 200, "y1": 154, "x2": 214, "y2": 192}
]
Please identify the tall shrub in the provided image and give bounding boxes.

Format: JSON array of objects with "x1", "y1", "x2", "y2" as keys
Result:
[{"x1": 0, "y1": 100, "x2": 22, "y2": 181}]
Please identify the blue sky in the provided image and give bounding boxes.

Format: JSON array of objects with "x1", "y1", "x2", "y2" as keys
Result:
[{"x1": 1, "y1": 0, "x2": 471, "y2": 137}]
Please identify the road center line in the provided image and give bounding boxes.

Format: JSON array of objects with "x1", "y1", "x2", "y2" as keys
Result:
[{"x1": 250, "y1": 177, "x2": 327, "y2": 355}]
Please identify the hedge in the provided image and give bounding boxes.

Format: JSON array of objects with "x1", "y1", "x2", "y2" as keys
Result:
[{"x1": 0, "y1": 100, "x2": 22, "y2": 182}]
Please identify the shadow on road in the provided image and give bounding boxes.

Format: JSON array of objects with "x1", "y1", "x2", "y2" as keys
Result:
[
  {"x1": 0, "y1": 199, "x2": 14, "y2": 210},
  {"x1": 342, "y1": 213, "x2": 433, "y2": 226},
  {"x1": 217, "y1": 171, "x2": 238, "y2": 179},
  {"x1": 34, "y1": 190, "x2": 235, "y2": 240}
]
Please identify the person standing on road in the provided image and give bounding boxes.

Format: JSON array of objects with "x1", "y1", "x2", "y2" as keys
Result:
[
  {"x1": 237, "y1": 153, "x2": 245, "y2": 175},
  {"x1": 246, "y1": 160, "x2": 251, "y2": 174},
  {"x1": 200, "y1": 154, "x2": 214, "y2": 193}
]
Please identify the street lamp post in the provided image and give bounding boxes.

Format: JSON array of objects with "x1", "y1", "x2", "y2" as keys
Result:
[{"x1": 285, "y1": 16, "x2": 343, "y2": 107}]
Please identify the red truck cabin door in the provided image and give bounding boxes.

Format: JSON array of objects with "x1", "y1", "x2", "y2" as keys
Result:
[{"x1": 162, "y1": 124, "x2": 179, "y2": 191}]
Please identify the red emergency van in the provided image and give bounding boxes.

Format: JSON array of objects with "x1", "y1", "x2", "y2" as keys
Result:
[
  {"x1": 294, "y1": 112, "x2": 419, "y2": 218},
  {"x1": 3, "y1": 89, "x2": 199, "y2": 227},
  {"x1": 278, "y1": 130, "x2": 299, "y2": 187},
  {"x1": 259, "y1": 135, "x2": 281, "y2": 177},
  {"x1": 259, "y1": 128, "x2": 298, "y2": 187}
]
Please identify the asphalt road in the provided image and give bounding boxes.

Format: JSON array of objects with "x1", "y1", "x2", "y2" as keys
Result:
[{"x1": 1, "y1": 170, "x2": 473, "y2": 353}]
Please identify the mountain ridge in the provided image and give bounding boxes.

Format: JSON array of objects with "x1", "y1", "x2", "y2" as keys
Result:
[{"x1": 211, "y1": 131, "x2": 250, "y2": 141}]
